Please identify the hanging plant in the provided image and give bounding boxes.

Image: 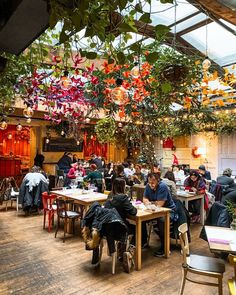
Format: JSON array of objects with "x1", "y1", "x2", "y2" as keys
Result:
[{"x1": 95, "y1": 117, "x2": 116, "y2": 144}]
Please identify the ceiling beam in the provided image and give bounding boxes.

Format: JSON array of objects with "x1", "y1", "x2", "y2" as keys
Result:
[
  {"x1": 188, "y1": 0, "x2": 236, "y2": 26},
  {"x1": 177, "y1": 18, "x2": 213, "y2": 36},
  {"x1": 169, "y1": 10, "x2": 201, "y2": 28}
]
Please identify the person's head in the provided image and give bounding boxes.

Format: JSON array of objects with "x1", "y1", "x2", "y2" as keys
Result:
[
  {"x1": 90, "y1": 164, "x2": 97, "y2": 171},
  {"x1": 167, "y1": 166, "x2": 173, "y2": 172},
  {"x1": 152, "y1": 164, "x2": 160, "y2": 173},
  {"x1": 73, "y1": 154, "x2": 78, "y2": 161},
  {"x1": 148, "y1": 173, "x2": 161, "y2": 190},
  {"x1": 107, "y1": 162, "x2": 114, "y2": 169},
  {"x1": 173, "y1": 165, "x2": 179, "y2": 172},
  {"x1": 122, "y1": 162, "x2": 129, "y2": 168},
  {"x1": 164, "y1": 171, "x2": 176, "y2": 183},
  {"x1": 116, "y1": 164, "x2": 124, "y2": 176},
  {"x1": 189, "y1": 170, "x2": 200, "y2": 182},
  {"x1": 130, "y1": 163, "x2": 134, "y2": 169},
  {"x1": 198, "y1": 165, "x2": 206, "y2": 175},
  {"x1": 223, "y1": 168, "x2": 232, "y2": 177},
  {"x1": 78, "y1": 163, "x2": 83, "y2": 170},
  {"x1": 72, "y1": 162, "x2": 78, "y2": 169},
  {"x1": 112, "y1": 178, "x2": 126, "y2": 195},
  {"x1": 135, "y1": 164, "x2": 141, "y2": 174}
]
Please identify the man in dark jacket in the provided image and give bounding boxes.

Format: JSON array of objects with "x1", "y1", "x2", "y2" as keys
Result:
[
  {"x1": 217, "y1": 168, "x2": 234, "y2": 187},
  {"x1": 90, "y1": 154, "x2": 103, "y2": 169},
  {"x1": 57, "y1": 152, "x2": 73, "y2": 173}
]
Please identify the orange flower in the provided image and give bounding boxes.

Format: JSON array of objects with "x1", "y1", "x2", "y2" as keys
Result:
[
  {"x1": 123, "y1": 71, "x2": 131, "y2": 78},
  {"x1": 103, "y1": 78, "x2": 116, "y2": 85}
]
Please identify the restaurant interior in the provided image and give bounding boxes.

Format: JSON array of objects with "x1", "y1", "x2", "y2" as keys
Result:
[{"x1": 1, "y1": 0, "x2": 236, "y2": 294}]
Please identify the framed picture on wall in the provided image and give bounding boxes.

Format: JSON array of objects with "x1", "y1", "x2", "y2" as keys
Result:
[{"x1": 43, "y1": 137, "x2": 83, "y2": 152}]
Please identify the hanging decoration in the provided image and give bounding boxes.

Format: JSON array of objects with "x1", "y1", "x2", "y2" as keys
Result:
[{"x1": 95, "y1": 117, "x2": 116, "y2": 144}]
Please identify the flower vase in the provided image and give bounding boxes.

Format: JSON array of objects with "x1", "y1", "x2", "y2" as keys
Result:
[{"x1": 231, "y1": 214, "x2": 236, "y2": 230}]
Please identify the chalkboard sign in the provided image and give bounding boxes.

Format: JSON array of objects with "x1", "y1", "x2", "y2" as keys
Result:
[{"x1": 43, "y1": 137, "x2": 83, "y2": 152}]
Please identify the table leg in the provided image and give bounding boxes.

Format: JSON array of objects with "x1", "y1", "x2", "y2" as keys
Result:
[
  {"x1": 164, "y1": 212, "x2": 170, "y2": 258},
  {"x1": 200, "y1": 196, "x2": 204, "y2": 225},
  {"x1": 135, "y1": 219, "x2": 142, "y2": 270}
]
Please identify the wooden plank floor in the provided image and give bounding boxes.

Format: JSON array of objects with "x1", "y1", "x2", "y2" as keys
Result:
[{"x1": 0, "y1": 205, "x2": 233, "y2": 295}]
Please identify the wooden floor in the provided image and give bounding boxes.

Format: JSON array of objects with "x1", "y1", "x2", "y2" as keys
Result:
[{"x1": 0, "y1": 204, "x2": 233, "y2": 295}]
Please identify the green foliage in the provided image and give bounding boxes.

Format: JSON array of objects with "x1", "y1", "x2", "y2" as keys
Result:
[{"x1": 95, "y1": 117, "x2": 116, "y2": 143}]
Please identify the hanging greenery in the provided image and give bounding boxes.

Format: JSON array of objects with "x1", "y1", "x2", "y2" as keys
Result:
[{"x1": 95, "y1": 117, "x2": 116, "y2": 143}]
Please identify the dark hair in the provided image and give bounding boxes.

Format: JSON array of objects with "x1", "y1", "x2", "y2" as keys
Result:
[
  {"x1": 34, "y1": 153, "x2": 45, "y2": 168},
  {"x1": 164, "y1": 171, "x2": 176, "y2": 183},
  {"x1": 90, "y1": 164, "x2": 97, "y2": 170},
  {"x1": 112, "y1": 178, "x2": 126, "y2": 195},
  {"x1": 189, "y1": 169, "x2": 200, "y2": 178},
  {"x1": 116, "y1": 164, "x2": 124, "y2": 175},
  {"x1": 148, "y1": 172, "x2": 161, "y2": 181},
  {"x1": 122, "y1": 162, "x2": 129, "y2": 168}
]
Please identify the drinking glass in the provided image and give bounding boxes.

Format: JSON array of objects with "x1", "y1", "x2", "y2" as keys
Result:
[{"x1": 132, "y1": 191, "x2": 137, "y2": 202}]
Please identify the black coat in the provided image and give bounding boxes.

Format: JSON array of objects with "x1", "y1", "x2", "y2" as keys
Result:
[
  {"x1": 57, "y1": 155, "x2": 72, "y2": 173},
  {"x1": 82, "y1": 201, "x2": 127, "y2": 237},
  {"x1": 19, "y1": 180, "x2": 48, "y2": 211},
  {"x1": 104, "y1": 194, "x2": 137, "y2": 223}
]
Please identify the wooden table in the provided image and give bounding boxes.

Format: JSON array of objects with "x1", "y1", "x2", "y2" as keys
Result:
[
  {"x1": 205, "y1": 225, "x2": 236, "y2": 254},
  {"x1": 52, "y1": 189, "x2": 108, "y2": 213},
  {"x1": 128, "y1": 207, "x2": 170, "y2": 271},
  {"x1": 177, "y1": 190, "x2": 205, "y2": 225}
]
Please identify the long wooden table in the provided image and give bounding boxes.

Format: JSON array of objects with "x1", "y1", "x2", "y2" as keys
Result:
[
  {"x1": 52, "y1": 189, "x2": 108, "y2": 213},
  {"x1": 205, "y1": 225, "x2": 236, "y2": 254},
  {"x1": 128, "y1": 207, "x2": 170, "y2": 271}
]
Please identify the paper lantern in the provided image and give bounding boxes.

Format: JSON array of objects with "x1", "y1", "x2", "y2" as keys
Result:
[
  {"x1": 23, "y1": 106, "x2": 34, "y2": 118},
  {"x1": 111, "y1": 86, "x2": 128, "y2": 105},
  {"x1": 16, "y1": 123, "x2": 23, "y2": 131},
  {"x1": 202, "y1": 58, "x2": 211, "y2": 71},
  {"x1": 0, "y1": 120, "x2": 8, "y2": 130}
]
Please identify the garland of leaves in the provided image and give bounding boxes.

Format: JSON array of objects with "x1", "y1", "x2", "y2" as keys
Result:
[{"x1": 95, "y1": 117, "x2": 116, "y2": 144}]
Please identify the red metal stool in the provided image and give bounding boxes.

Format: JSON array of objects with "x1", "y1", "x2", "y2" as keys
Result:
[{"x1": 42, "y1": 192, "x2": 57, "y2": 232}]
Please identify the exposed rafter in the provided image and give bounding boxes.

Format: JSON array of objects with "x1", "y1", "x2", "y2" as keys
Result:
[{"x1": 188, "y1": 0, "x2": 236, "y2": 26}]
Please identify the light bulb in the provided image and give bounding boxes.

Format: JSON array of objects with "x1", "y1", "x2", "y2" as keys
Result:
[
  {"x1": 16, "y1": 123, "x2": 23, "y2": 131},
  {"x1": 26, "y1": 118, "x2": 31, "y2": 123},
  {"x1": 61, "y1": 130, "x2": 65, "y2": 136},
  {"x1": 118, "y1": 122, "x2": 123, "y2": 128},
  {"x1": 0, "y1": 120, "x2": 8, "y2": 130},
  {"x1": 131, "y1": 65, "x2": 140, "y2": 78},
  {"x1": 85, "y1": 118, "x2": 90, "y2": 124},
  {"x1": 76, "y1": 140, "x2": 80, "y2": 145},
  {"x1": 60, "y1": 76, "x2": 72, "y2": 90},
  {"x1": 202, "y1": 58, "x2": 211, "y2": 71},
  {"x1": 23, "y1": 106, "x2": 34, "y2": 118},
  {"x1": 7, "y1": 133, "x2": 12, "y2": 139},
  {"x1": 111, "y1": 86, "x2": 128, "y2": 105},
  {"x1": 46, "y1": 138, "x2": 50, "y2": 144}
]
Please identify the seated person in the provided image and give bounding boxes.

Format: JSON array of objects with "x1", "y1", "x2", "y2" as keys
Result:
[
  {"x1": 131, "y1": 164, "x2": 145, "y2": 185},
  {"x1": 217, "y1": 168, "x2": 235, "y2": 189},
  {"x1": 198, "y1": 165, "x2": 211, "y2": 181},
  {"x1": 111, "y1": 164, "x2": 127, "y2": 184},
  {"x1": 184, "y1": 170, "x2": 206, "y2": 221},
  {"x1": 67, "y1": 163, "x2": 78, "y2": 179},
  {"x1": 57, "y1": 152, "x2": 73, "y2": 174},
  {"x1": 78, "y1": 163, "x2": 86, "y2": 177},
  {"x1": 173, "y1": 165, "x2": 185, "y2": 182},
  {"x1": 162, "y1": 171, "x2": 177, "y2": 199},
  {"x1": 105, "y1": 178, "x2": 137, "y2": 267},
  {"x1": 143, "y1": 173, "x2": 177, "y2": 257},
  {"x1": 104, "y1": 162, "x2": 115, "y2": 191},
  {"x1": 83, "y1": 164, "x2": 103, "y2": 192}
]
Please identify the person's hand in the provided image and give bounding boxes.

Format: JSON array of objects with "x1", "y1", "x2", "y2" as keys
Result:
[{"x1": 191, "y1": 187, "x2": 197, "y2": 192}]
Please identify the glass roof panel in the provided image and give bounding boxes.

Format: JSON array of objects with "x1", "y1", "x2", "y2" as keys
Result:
[
  {"x1": 171, "y1": 12, "x2": 207, "y2": 33},
  {"x1": 140, "y1": 0, "x2": 198, "y2": 26},
  {"x1": 182, "y1": 22, "x2": 236, "y2": 66}
]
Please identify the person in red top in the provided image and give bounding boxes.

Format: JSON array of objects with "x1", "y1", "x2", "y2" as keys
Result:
[
  {"x1": 184, "y1": 170, "x2": 207, "y2": 222},
  {"x1": 67, "y1": 163, "x2": 78, "y2": 179},
  {"x1": 78, "y1": 163, "x2": 86, "y2": 177}
]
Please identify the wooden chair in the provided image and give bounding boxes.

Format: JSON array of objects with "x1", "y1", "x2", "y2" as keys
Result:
[
  {"x1": 42, "y1": 192, "x2": 57, "y2": 232},
  {"x1": 178, "y1": 223, "x2": 225, "y2": 295},
  {"x1": 55, "y1": 199, "x2": 82, "y2": 242},
  {"x1": 228, "y1": 254, "x2": 236, "y2": 295}
]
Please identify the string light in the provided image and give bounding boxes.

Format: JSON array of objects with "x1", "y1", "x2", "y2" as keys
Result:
[
  {"x1": 16, "y1": 123, "x2": 23, "y2": 131},
  {"x1": 0, "y1": 119, "x2": 8, "y2": 130},
  {"x1": 111, "y1": 78, "x2": 128, "y2": 105},
  {"x1": 23, "y1": 106, "x2": 34, "y2": 118}
]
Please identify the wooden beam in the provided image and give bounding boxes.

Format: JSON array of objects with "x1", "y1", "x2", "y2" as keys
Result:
[
  {"x1": 188, "y1": 0, "x2": 236, "y2": 26},
  {"x1": 169, "y1": 10, "x2": 201, "y2": 28},
  {"x1": 177, "y1": 18, "x2": 213, "y2": 36}
]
